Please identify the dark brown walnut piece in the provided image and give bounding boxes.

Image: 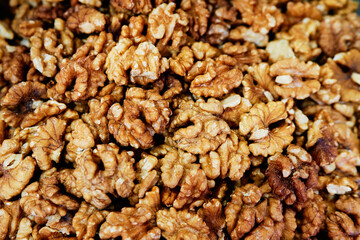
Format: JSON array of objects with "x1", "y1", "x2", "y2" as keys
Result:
[
  {"x1": 266, "y1": 145, "x2": 319, "y2": 205},
  {"x1": 1, "y1": 46, "x2": 31, "y2": 84}
]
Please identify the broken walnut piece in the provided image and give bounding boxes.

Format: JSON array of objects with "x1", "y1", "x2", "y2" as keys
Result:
[
  {"x1": 30, "y1": 117, "x2": 66, "y2": 170},
  {"x1": 269, "y1": 58, "x2": 321, "y2": 99},
  {"x1": 99, "y1": 187, "x2": 161, "y2": 240},
  {"x1": 59, "y1": 144, "x2": 135, "y2": 209},
  {"x1": 157, "y1": 207, "x2": 210, "y2": 240},
  {"x1": 0, "y1": 200, "x2": 22, "y2": 239},
  {"x1": 239, "y1": 101, "x2": 294, "y2": 157},
  {"x1": 110, "y1": 0, "x2": 152, "y2": 14},
  {"x1": 327, "y1": 195, "x2": 360, "y2": 239},
  {"x1": 107, "y1": 87, "x2": 171, "y2": 149},
  {"x1": 66, "y1": 5, "x2": 105, "y2": 34},
  {"x1": 2, "y1": 46, "x2": 31, "y2": 84},
  {"x1": 266, "y1": 144, "x2": 319, "y2": 205},
  {"x1": 188, "y1": 55, "x2": 243, "y2": 98},
  {"x1": 199, "y1": 199, "x2": 226, "y2": 240},
  {"x1": 169, "y1": 46, "x2": 194, "y2": 76},
  {"x1": 147, "y1": 3, "x2": 189, "y2": 52},
  {"x1": 20, "y1": 168, "x2": 79, "y2": 225},
  {"x1": 225, "y1": 183, "x2": 285, "y2": 239},
  {"x1": 167, "y1": 99, "x2": 230, "y2": 155},
  {"x1": 73, "y1": 201, "x2": 108, "y2": 240},
  {"x1": 180, "y1": 0, "x2": 209, "y2": 39},
  {"x1": 0, "y1": 139, "x2": 36, "y2": 200},
  {"x1": 105, "y1": 38, "x2": 169, "y2": 86},
  {"x1": 54, "y1": 55, "x2": 107, "y2": 101}
]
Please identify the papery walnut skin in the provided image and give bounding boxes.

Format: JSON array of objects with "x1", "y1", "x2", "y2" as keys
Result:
[{"x1": 99, "y1": 187, "x2": 161, "y2": 240}]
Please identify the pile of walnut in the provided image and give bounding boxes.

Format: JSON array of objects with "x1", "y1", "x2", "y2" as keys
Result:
[{"x1": 1, "y1": 0, "x2": 360, "y2": 239}]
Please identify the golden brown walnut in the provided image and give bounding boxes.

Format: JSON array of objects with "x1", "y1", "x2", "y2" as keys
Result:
[
  {"x1": 132, "y1": 153, "x2": 159, "y2": 202},
  {"x1": 66, "y1": 5, "x2": 105, "y2": 34},
  {"x1": 105, "y1": 38, "x2": 169, "y2": 86},
  {"x1": 200, "y1": 131, "x2": 251, "y2": 181},
  {"x1": 0, "y1": 139, "x2": 36, "y2": 200},
  {"x1": 119, "y1": 16, "x2": 147, "y2": 43},
  {"x1": 188, "y1": 55, "x2": 243, "y2": 97},
  {"x1": 20, "y1": 168, "x2": 79, "y2": 225},
  {"x1": 225, "y1": 184, "x2": 285, "y2": 240},
  {"x1": 269, "y1": 58, "x2": 321, "y2": 99},
  {"x1": 157, "y1": 207, "x2": 210, "y2": 240},
  {"x1": 324, "y1": 50, "x2": 360, "y2": 103},
  {"x1": 21, "y1": 100, "x2": 67, "y2": 129},
  {"x1": 274, "y1": 19, "x2": 322, "y2": 61},
  {"x1": 99, "y1": 187, "x2": 161, "y2": 240},
  {"x1": 0, "y1": 200, "x2": 22, "y2": 239},
  {"x1": 1, "y1": 46, "x2": 30, "y2": 84},
  {"x1": 169, "y1": 46, "x2": 194, "y2": 76},
  {"x1": 30, "y1": 29, "x2": 63, "y2": 78},
  {"x1": 65, "y1": 119, "x2": 95, "y2": 163},
  {"x1": 151, "y1": 144, "x2": 197, "y2": 189},
  {"x1": 298, "y1": 193, "x2": 326, "y2": 239},
  {"x1": 59, "y1": 144, "x2": 135, "y2": 209},
  {"x1": 73, "y1": 202, "x2": 108, "y2": 240},
  {"x1": 220, "y1": 94, "x2": 252, "y2": 127},
  {"x1": 222, "y1": 42, "x2": 266, "y2": 66},
  {"x1": 108, "y1": 87, "x2": 171, "y2": 149},
  {"x1": 266, "y1": 145, "x2": 319, "y2": 205},
  {"x1": 82, "y1": 95, "x2": 113, "y2": 143},
  {"x1": 180, "y1": 0, "x2": 210, "y2": 39},
  {"x1": 285, "y1": 2, "x2": 322, "y2": 25},
  {"x1": 239, "y1": 101, "x2": 294, "y2": 157},
  {"x1": 110, "y1": 0, "x2": 152, "y2": 14},
  {"x1": 283, "y1": 208, "x2": 297, "y2": 240},
  {"x1": 54, "y1": 55, "x2": 107, "y2": 101},
  {"x1": 335, "y1": 150, "x2": 360, "y2": 176},
  {"x1": 245, "y1": 63, "x2": 277, "y2": 104},
  {"x1": 0, "y1": 81, "x2": 46, "y2": 128},
  {"x1": 147, "y1": 3, "x2": 189, "y2": 52},
  {"x1": 30, "y1": 117, "x2": 66, "y2": 170},
  {"x1": 323, "y1": 175, "x2": 359, "y2": 195},
  {"x1": 198, "y1": 199, "x2": 226, "y2": 240},
  {"x1": 192, "y1": 41, "x2": 220, "y2": 60},
  {"x1": 167, "y1": 99, "x2": 230, "y2": 155},
  {"x1": 327, "y1": 195, "x2": 360, "y2": 239},
  {"x1": 318, "y1": 14, "x2": 359, "y2": 57}
]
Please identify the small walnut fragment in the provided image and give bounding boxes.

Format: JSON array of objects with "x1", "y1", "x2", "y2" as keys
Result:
[
  {"x1": 59, "y1": 144, "x2": 135, "y2": 209},
  {"x1": 73, "y1": 202, "x2": 108, "y2": 240},
  {"x1": 266, "y1": 145, "x2": 319, "y2": 205},
  {"x1": 169, "y1": 46, "x2": 194, "y2": 76},
  {"x1": 270, "y1": 58, "x2": 321, "y2": 99},
  {"x1": 239, "y1": 101, "x2": 294, "y2": 157},
  {"x1": 105, "y1": 38, "x2": 169, "y2": 86},
  {"x1": 180, "y1": 0, "x2": 210, "y2": 39},
  {"x1": 99, "y1": 187, "x2": 161, "y2": 240},
  {"x1": 167, "y1": 100, "x2": 230, "y2": 155},
  {"x1": 157, "y1": 207, "x2": 210, "y2": 240},
  {"x1": 225, "y1": 184, "x2": 285, "y2": 239},
  {"x1": 66, "y1": 5, "x2": 105, "y2": 34},
  {"x1": 0, "y1": 139, "x2": 36, "y2": 200},
  {"x1": 188, "y1": 56, "x2": 243, "y2": 98},
  {"x1": 0, "y1": 81, "x2": 46, "y2": 128},
  {"x1": 30, "y1": 117, "x2": 66, "y2": 170}
]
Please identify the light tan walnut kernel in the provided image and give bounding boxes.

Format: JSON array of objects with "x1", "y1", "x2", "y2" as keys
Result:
[{"x1": 66, "y1": 5, "x2": 105, "y2": 34}]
